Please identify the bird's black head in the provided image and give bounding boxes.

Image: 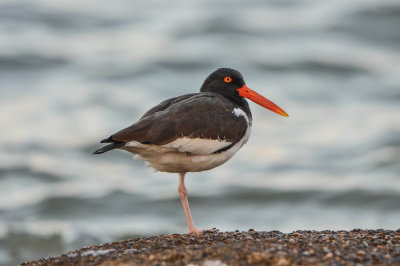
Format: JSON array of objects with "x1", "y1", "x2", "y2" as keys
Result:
[
  {"x1": 200, "y1": 68, "x2": 289, "y2": 117},
  {"x1": 200, "y1": 68, "x2": 245, "y2": 101}
]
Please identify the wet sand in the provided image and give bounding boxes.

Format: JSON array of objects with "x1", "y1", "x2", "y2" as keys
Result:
[{"x1": 21, "y1": 229, "x2": 400, "y2": 265}]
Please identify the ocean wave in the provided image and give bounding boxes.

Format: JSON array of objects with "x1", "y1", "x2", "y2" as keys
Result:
[{"x1": 0, "y1": 53, "x2": 68, "y2": 71}]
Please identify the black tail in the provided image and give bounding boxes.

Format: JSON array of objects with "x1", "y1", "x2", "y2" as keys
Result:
[{"x1": 93, "y1": 138, "x2": 125, "y2": 154}]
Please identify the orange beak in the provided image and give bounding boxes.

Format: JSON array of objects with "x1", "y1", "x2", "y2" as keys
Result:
[{"x1": 237, "y1": 85, "x2": 289, "y2": 117}]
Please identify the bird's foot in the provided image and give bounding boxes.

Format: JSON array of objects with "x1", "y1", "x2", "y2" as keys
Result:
[{"x1": 188, "y1": 227, "x2": 218, "y2": 234}]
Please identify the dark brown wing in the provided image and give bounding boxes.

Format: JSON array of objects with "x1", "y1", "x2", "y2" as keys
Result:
[
  {"x1": 140, "y1": 93, "x2": 197, "y2": 119},
  {"x1": 95, "y1": 92, "x2": 249, "y2": 155}
]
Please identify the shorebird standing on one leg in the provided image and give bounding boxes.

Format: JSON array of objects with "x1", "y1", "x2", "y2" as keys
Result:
[{"x1": 93, "y1": 68, "x2": 288, "y2": 234}]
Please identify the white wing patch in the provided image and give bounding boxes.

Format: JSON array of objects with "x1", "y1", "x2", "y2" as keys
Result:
[
  {"x1": 162, "y1": 137, "x2": 232, "y2": 155},
  {"x1": 232, "y1": 108, "x2": 249, "y2": 124}
]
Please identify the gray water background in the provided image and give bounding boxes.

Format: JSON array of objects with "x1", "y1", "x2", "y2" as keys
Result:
[{"x1": 0, "y1": 0, "x2": 400, "y2": 265}]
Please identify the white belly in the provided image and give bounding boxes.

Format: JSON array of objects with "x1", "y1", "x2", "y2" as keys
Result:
[{"x1": 121, "y1": 127, "x2": 251, "y2": 173}]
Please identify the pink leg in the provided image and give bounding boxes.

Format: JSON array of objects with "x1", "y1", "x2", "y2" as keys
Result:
[{"x1": 178, "y1": 173, "x2": 208, "y2": 234}]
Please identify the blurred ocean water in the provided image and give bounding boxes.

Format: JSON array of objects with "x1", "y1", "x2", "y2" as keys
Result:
[{"x1": 0, "y1": 0, "x2": 400, "y2": 264}]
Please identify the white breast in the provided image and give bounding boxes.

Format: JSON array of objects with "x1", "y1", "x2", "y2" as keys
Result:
[{"x1": 162, "y1": 137, "x2": 232, "y2": 155}]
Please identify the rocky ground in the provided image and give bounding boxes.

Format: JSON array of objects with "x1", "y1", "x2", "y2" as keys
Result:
[{"x1": 21, "y1": 229, "x2": 400, "y2": 266}]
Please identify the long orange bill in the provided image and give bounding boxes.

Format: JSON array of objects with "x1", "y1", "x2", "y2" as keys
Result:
[{"x1": 237, "y1": 85, "x2": 289, "y2": 117}]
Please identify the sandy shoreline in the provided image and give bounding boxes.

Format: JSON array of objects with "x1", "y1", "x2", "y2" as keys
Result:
[{"x1": 21, "y1": 229, "x2": 400, "y2": 265}]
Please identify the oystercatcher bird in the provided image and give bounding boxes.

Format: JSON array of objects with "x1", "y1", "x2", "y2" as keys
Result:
[{"x1": 93, "y1": 68, "x2": 288, "y2": 234}]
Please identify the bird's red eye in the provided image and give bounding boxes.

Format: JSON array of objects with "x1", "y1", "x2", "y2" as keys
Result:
[{"x1": 224, "y1": 76, "x2": 232, "y2": 83}]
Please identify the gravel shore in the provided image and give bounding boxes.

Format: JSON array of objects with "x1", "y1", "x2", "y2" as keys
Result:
[{"x1": 21, "y1": 229, "x2": 400, "y2": 265}]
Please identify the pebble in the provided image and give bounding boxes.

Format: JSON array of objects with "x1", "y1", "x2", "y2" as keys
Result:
[{"x1": 21, "y1": 230, "x2": 400, "y2": 266}]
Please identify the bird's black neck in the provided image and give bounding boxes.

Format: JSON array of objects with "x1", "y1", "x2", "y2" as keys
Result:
[{"x1": 221, "y1": 93, "x2": 252, "y2": 121}]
